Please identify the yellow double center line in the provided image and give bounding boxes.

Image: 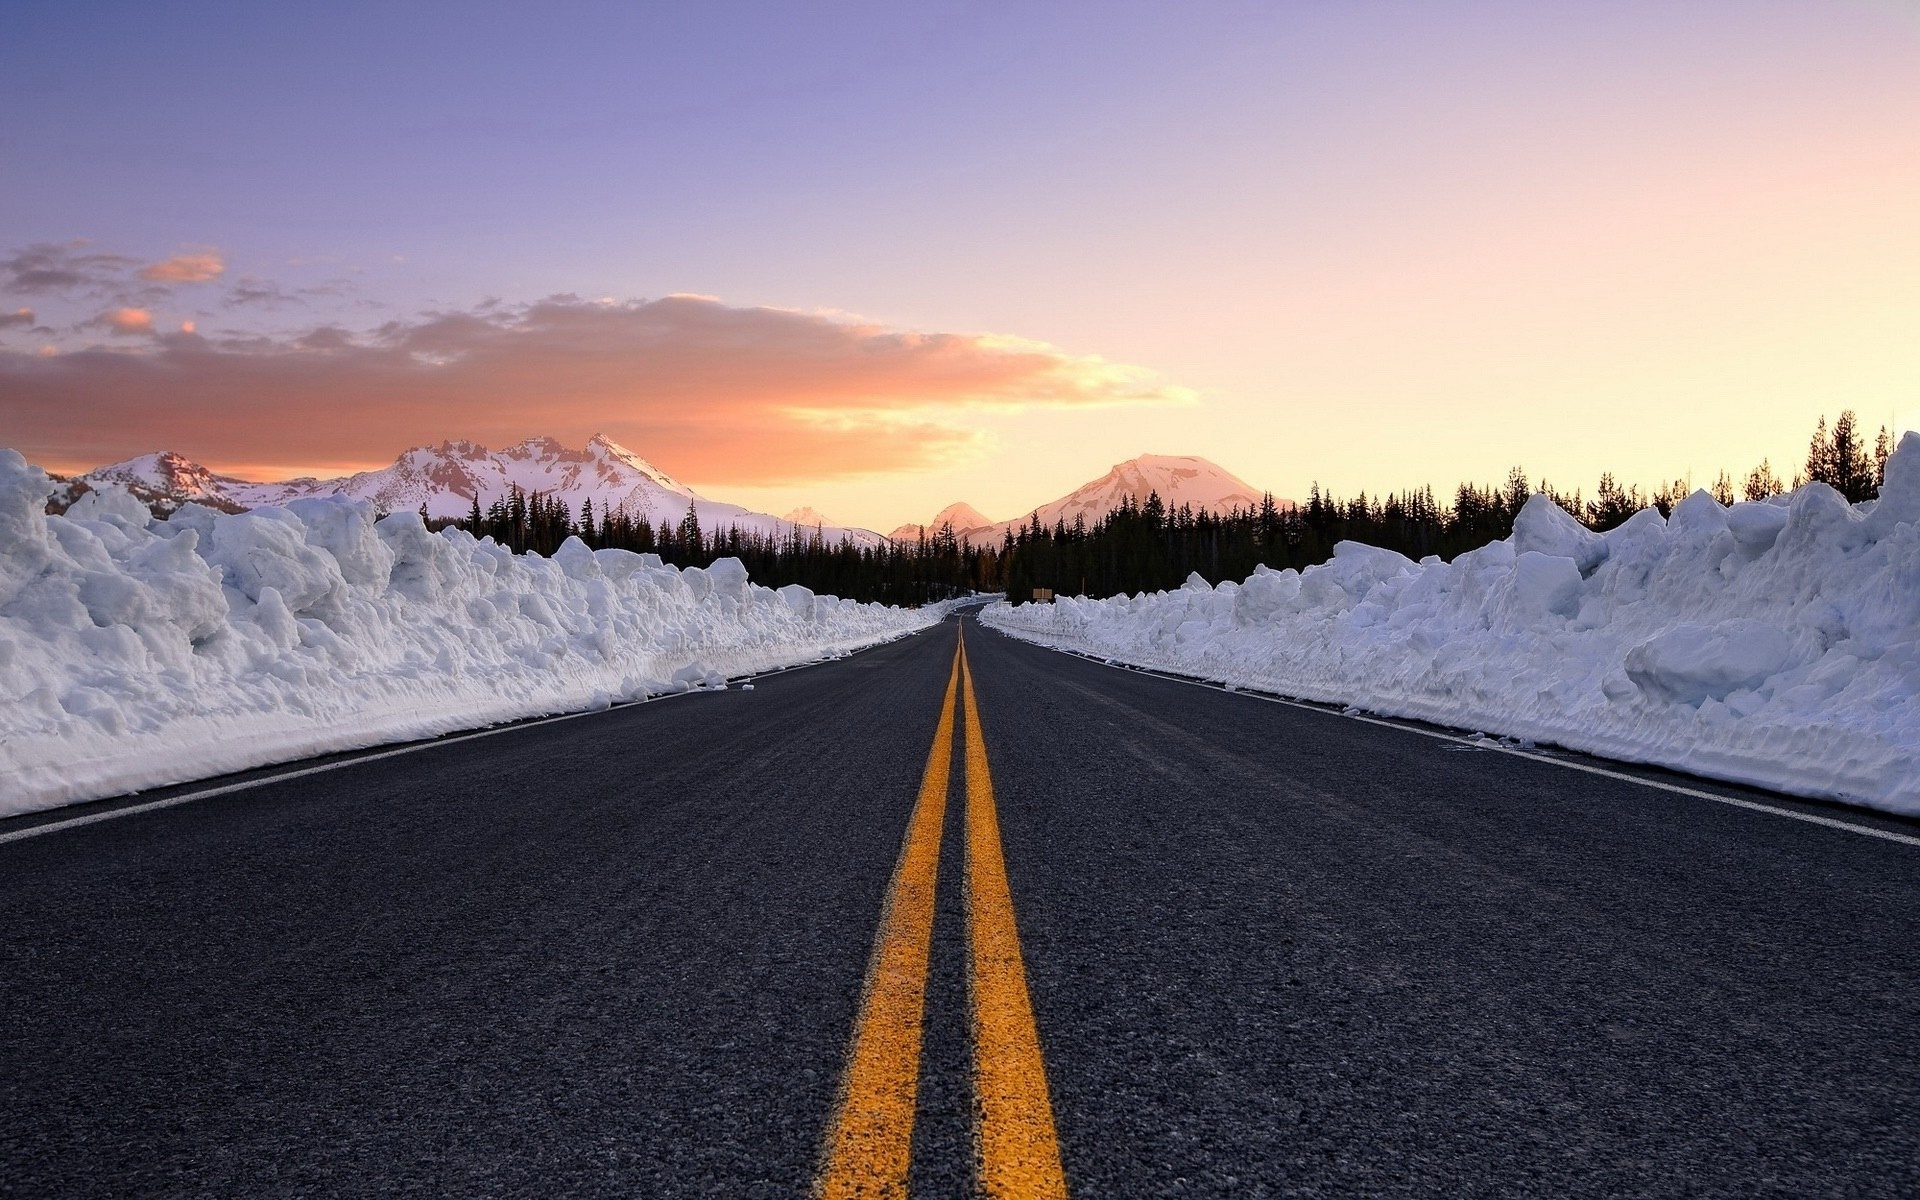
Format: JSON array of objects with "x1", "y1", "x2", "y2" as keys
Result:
[{"x1": 819, "y1": 626, "x2": 1067, "y2": 1199}]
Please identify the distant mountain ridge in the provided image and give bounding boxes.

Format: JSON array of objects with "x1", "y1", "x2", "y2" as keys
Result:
[
  {"x1": 894, "y1": 454, "x2": 1285, "y2": 547},
  {"x1": 65, "y1": 436, "x2": 887, "y2": 547},
  {"x1": 60, "y1": 445, "x2": 1281, "y2": 553}
]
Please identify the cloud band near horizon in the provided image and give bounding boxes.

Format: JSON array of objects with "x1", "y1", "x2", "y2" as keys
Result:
[{"x1": 0, "y1": 294, "x2": 1193, "y2": 483}]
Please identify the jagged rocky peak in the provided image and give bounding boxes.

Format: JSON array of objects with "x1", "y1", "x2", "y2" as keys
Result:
[
  {"x1": 93, "y1": 450, "x2": 234, "y2": 493},
  {"x1": 503, "y1": 435, "x2": 582, "y2": 462}
]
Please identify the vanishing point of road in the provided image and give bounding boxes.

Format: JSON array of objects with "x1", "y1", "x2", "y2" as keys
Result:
[{"x1": 4, "y1": 611, "x2": 1918, "y2": 1197}]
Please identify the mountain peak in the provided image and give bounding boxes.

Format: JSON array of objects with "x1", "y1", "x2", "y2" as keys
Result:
[
  {"x1": 1068, "y1": 454, "x2": 1263, "y2": 514},
  {"x1": 74, "y1": 449, "x2": 245, "y2": 513},
  {"x1": 584, "y1": 432, "x2": 683, "y2": 490},
  {"x1": 1115, "y1": 452, "x2": 1212, "y2": 471},
  {"x1": 95, "y1": 449, "x2": 220, "y2": 487},
  {"x1": 931, "y1": 501, "x2": 993, "y2": 530},
  {"x1": 781, "y1": 505, "x2": 838, "y2": 526},
  {"x1": 585, "y1": 432, "x2": 634, "y2": 456},
  {"x1": 887, "y1": 501, "x2": 994, "y2": 543},
  {"x1": 930, "y1": 454, "x2": 1283, "y2": 546}
]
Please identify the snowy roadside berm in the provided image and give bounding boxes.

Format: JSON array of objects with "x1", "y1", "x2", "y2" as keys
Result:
[
  {"x1": 984, "y1": 433, "x2": 1920, "y2": 817},
  {"x1": 0, "y1": 449, "x2": 937, "y2": 818}
]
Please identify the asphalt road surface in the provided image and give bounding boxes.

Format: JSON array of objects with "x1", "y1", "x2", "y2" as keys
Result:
[{"x1": 4, "y1": 612, "x2": 1918, "y2": 1197}]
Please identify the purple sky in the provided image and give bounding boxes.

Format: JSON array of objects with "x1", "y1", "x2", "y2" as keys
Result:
[{"x1": 3, "y1": 1, "x2": 1917, "y2": 526}]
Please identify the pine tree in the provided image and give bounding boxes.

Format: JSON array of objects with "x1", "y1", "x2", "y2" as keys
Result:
[
  {"x1": 1587, "y1": 473, "x2": 1638, "y2": 531},
  {"x1": 1744, "y1": 458, "x2": 1781, "y2": 502},
  {"x1": 678, "y1": 500, "x2": 702, "y2": 561},
  {"x1": 1806, "y1": 411, "x2": 1877, "y2": 502},
  {"x1": 1806, "y1": 416, "x2": 1833, "y2": 491},
  {"x1": 1830, "y1": 411, "x2": 1873, "y2": 502},
  {"x1": 1503, "y1": 466, "x2": 1530, "y2": 517},
  {"x1": 1710, "y1": 470, "x2": 1736, "y2": 506}
]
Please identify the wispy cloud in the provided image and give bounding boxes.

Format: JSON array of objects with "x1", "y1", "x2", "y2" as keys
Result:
[
  {"x1": 226, "y1": 277, "x2": 307, "y2": 308},
  {"x1": 0, "y1": 308, "x2": 33, "y2": 330},
  {"x1": 1, "y1": 242, "x2": 139, "y2": 296},
  {"x1": 0, "y1": 295, "x2": 1194, "y2": 483}
]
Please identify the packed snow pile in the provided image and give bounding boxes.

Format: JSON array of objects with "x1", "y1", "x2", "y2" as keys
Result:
[
  {"x1": 985, "y1": 433, "x2": 1920, "y2": 816},
  {"x1": 0, "y1": 450, "x2": 936, "y2": 818}
]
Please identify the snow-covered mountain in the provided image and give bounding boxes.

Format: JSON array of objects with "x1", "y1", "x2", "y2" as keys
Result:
[
  {"x1": 66, "y1": 436, "x2": 887, "y2": 547},
  {"x1": 69, "y1": 451, "x2": 254, "y2": 514},
  {"x1": 1018, "y1": 454, "x2": 1273, "y2": 529},
  {"x1": 781, "y1": 506, "x2": 840, "y2": 528},
  {"x1": 888, "y1": 501, "x2": 997, "y2": 544},
  {"x1": 892, "y1": 456, "x2": 1284, "y2": 547}
]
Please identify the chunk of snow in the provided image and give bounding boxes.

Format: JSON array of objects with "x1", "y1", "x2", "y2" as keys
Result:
[
  {"x1": 1504, "y1": 552, "x2": 1583, "y2": 622},
  {"x1": 0, "y1": 451, "x2": 942, "y2": 818},
  {"x1": 983, "y1": 440, "x2": 1920, "y2": 815},
  {"x1": 778, "y1": 583, "x2": 816, "y2": 617},
  {"x1": 705, "y1": 556, "x2": 751, "y2": 601},
  {"x1": 1623, "y1": 620, "x2": 1795, "y2": 705},
  {"x1": 1726, "y1": 502, "x2": 1789, "y2": 557},
  {"x1": 65, "y1": 483, "x2": 152, "y2": 527},
  {"x1": 1511, "y1": 494, "x2": 1607, "y2": 573},
  {"x1": 1865, "y1": 431, "x2": 1920, "y2": 539}
]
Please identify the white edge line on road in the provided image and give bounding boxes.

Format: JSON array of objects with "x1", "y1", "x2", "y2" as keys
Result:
[
  {"x1": 982, "y1": 625, "x2": 1920, "y2": 851},
  {"x1": 0, "y1": 622, "x2": 950, "y2": 848}
]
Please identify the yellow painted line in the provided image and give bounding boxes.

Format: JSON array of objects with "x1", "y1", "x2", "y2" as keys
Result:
[
  {"x1": 959, "y1": 630, "x2": 1070, "y2": 1200},
  {"x1": 817, "y1": 637, "x2": 962, "y2": 1200}
]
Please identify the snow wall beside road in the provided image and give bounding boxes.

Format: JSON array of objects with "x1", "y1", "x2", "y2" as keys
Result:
[
  {"x1": 984, "y1": 433, "x2": 1920, "y2": 817},
  {"x1": 0, "y1": 450, "x2": 938, "y2": 818}
]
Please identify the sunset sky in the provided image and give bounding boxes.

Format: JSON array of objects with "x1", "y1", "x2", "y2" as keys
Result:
[{"x1": 3, "y1": 1, "x2": 1917, "y2": 529}]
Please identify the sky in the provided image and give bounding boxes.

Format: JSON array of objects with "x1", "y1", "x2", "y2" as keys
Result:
[{"x1": 2, "y1": 0, "x2": 1917, "y2": 529}]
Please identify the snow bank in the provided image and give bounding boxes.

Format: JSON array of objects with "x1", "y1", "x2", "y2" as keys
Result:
[
  {"x1": 984, "y1": 434, "x2": 1920, "y2": 817},
  {"x1": 0, "y1": 450, "x2": 937, "y2": 818}
]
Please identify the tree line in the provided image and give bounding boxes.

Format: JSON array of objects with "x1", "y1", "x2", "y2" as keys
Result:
[
  {"x1": 427, "y1": 410, "x2": 1895, "y2": 604},
  {"x1": 434, "y1": 489, "x2": 997, "y2": 606},
  {"x1": 998, "y1": 410, "x2": 1896, "y2": 600}
]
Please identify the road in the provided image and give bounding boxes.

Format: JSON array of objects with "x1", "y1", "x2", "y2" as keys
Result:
[{"x1": 4, "y1": 612, "x2": 1919, "y2": 1197}]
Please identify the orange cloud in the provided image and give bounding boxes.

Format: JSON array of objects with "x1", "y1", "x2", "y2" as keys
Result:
[
  {"x1": 138, "y1": 253, "x2": 224, "y2": 284},
  {"x1": 0, "y1": 308, "x2": 33, "y2": 330},
  {"x1": 0, "y1": 296, "x2": 1192, "y2": 484},
  {"x1": 103, "y1": 307, "x2": 153, "y2": 335}
]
